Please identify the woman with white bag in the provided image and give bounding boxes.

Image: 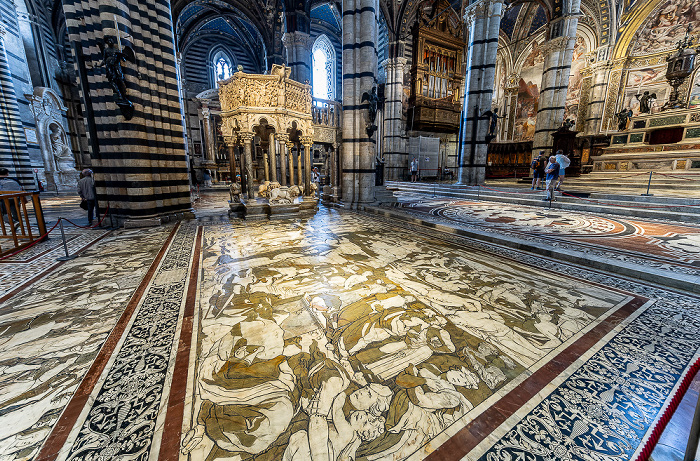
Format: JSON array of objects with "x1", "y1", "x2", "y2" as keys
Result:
[{"x1": 555, "y1": 150, "x2": 571, "y2": 191}]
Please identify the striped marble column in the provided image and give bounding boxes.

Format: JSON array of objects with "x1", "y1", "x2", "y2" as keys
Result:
[
  {"x1": 457, "y1": 0, "x2": 504, "y2": 185},
  {"x1": 584, "y1": 58, "x2": 613, "y2": 134},
  {"x1": 60, "y1": 0, "x2": 192, "y2": 222},
  {"x1": 0, "y1": 24, "x2": 33, "y2": 189},
  {"x1": 382, "y1": 56, "x2": 408, "y2": 181},
  {"x1": 287, "y1": 140, "x2": 295, "y2": 186},
  {"x1": 282, "y1": 32, "x2": 313, "y2": 84},
  {"x1": 341, "y1": 0, "x2": 378, "y2": 205},
  {"x1": 531, "y1": 11, "x2": 580, "y2": 157}
]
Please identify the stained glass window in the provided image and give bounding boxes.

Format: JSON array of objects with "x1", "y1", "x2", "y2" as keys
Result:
[
  {"x1": 312, "y1": 35, "x2": 335, "y2": 100},
  {"x1": 212, "y1": 50, "x2": 233, "y2": 87}
]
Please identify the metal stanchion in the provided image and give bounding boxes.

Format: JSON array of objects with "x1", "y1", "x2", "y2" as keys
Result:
[
  {"x1": 477, "y1": 184, "x2": 480, "y2": 199},
  {"x1": 433, "y1": 183, "x2": 436, "y2": 198},
  {"x1": 642, "y1": 171, "x2": 654, "y2": 196},
  {"x1": 56, "y1": 219, "x2": 77, "y2": 261}
]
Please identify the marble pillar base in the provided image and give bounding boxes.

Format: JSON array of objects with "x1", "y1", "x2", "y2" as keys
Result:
[
  {"x1": 123, "y1": 217, "x2": 163, "y2": 228},
  {"x1": 242, "y1": 198, "x2": 270, "y2": 220},
  {"x1": 374, "y1": 186, "x2": 398, "y2": 205},
  {"x1": 269, "y1": 203, "x2": 301, "y2": 219},
  {"x1": 228, "y1": 201, "x2": 245, "y2": 218},
  {"x1": 299, "y1": 196, "x2": 319, "y2": 213}
]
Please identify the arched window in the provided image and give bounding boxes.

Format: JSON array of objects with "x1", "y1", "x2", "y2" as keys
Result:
[
  {"x1": 312, "y1": 35, "x2": 335, "y2": 100},
  {"x1": 212, "y1": 50, "x2": 233, "y2": 87}
]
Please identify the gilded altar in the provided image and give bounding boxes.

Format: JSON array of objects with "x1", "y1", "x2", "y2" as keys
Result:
[{"x1": 218, "y1": 64, "x2": 313, "y2": 138}]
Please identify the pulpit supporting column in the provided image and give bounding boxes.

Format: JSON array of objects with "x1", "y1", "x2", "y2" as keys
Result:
[
  {"x1": 269, "y1": 133, "x2": 278, "y2": 183},
  {"x1": 296, "y1": 143, "x2": 303, "y2": 189},
  {"x1": 288, "y1": 142, "x2": 296, "y2": 186},
  {"x1": 279, "y1": 135, "x2": 288, "y2": 186},
  {"x1": 241, "y1": 132, "x2": 255, "y2": 198},
  {"x1": 302, "y1": 137, "x2": 313, "y2": 197}
]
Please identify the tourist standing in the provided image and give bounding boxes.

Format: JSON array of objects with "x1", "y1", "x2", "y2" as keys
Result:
[
  {"x1": 555, "y1": 150, "x2": 570, "y2": 190},
  {"x1": 77, "y1": 169, "x2": 98, "y2": 225},
  {"x1": 530, "y1": 152, "x2": 546, "y2": 190},
  {"x1": 543, "y1": 156, "x2": 560, "y2": 201},
  {"x1": 410, "y1": 158, "x2": 419, "y2": 182}
]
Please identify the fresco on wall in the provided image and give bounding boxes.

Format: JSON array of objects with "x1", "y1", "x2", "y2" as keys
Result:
[
  {"x1": 618, "y1": 66, "x2": 667, "y2": 120},
  {"x1": 689, "y1": 69, "x2": 700, "y2": 109},
  {"x1": 514, "y1": 43, "x2": 544, "y2": 141},
  {"x1": 631, "y1": 0, "x2": 700, "y2": 56},
  {"x1": 563, "y1": 36, "x2": 588, "y2": 125}
]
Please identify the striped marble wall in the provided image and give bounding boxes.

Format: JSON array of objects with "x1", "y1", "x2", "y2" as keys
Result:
[
  {"x1": 0, "y1": 0, "x2": 35, "y2": 189},
  {"x1": 60, "y1": 0, "x2": 192, "y2": 220}
]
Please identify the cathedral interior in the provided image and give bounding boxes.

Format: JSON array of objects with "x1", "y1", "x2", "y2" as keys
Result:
[{"x1": 1, "y1": 0, "x2": 700, "y2": 459}]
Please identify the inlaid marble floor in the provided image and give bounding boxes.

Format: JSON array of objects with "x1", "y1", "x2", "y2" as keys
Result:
[
  {"x1": 395, "y1": 195, "x2": 700, "y2": 272},
  {"x1": 0, "y1": 206, "x2": 699, "y2": 461}
]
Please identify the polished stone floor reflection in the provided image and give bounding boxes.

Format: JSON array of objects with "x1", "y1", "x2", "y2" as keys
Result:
[
  {"x1": 185, "y1": 211, "x2": 632, "y2": 461},
  {"x1": 0, "y1": 201, "x2": 699, "y2": 461}
]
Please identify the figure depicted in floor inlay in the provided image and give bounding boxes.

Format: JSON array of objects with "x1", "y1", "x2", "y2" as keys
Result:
[{"x1": 182, "y1": 212, "x2": 629, "y2": 460}]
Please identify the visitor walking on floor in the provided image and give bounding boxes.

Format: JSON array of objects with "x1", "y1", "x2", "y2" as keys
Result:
[
  {"x1": 77, "y1": 169, "x2": 99, "y2": 225},
  {"x1": 531, "y1": 151, "x2": 546, "y2": 190},
  {"x1": 543, "y1": 156, "x2": 560, "y2": 201},
  {"x1": 0, "y1": 168, "x2": 22, "y2": 229},
  {"x1": 312, "y1": 167, "x2": 320, "y2": 196},
  {"x1": 555, "y1": 150, "x2": 570, "y2": 190},
  {"x1": 410, "y1": 158, "x2": 419, "y2": 182}
]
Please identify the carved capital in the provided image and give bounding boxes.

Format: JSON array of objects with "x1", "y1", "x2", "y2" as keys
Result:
[
  {"x1": 540, "y1": 36, "x2": 571, "y2": 55},
  {"x1": 464, "y1": 0, "x2": 504, "y2": 22},
  {"x1": 301, "y1": 135, "x2": 314, "y2": 147},
  {"x1": 239, "y1": 131, "x2": 255, "y2": 142},
  {"x1": 282, "y1": 31, "x2": 313, "y2": 49}
]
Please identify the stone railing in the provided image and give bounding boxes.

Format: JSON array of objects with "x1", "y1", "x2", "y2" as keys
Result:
[{"x1": 312, "y1": 98, "x2": 341, "y2": 128}]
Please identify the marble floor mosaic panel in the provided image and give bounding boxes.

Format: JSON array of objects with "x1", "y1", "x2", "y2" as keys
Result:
[
  {"x1": 2, "y1": 205, "x2": 699, "y2": 461},
  {"x1": 395, "y1": 197, "x2": 700, "y2": 272},
  {"x1": 0, "y1": 225, "x2": 173, "y2": 460},
  {"x1": 182, "y1": 210, "x2": 646, "y2": 461}
]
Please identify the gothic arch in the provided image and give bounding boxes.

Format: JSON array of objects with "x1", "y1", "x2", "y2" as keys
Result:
[{"x1": 311, "y1": 34, "x2": 336, "y2": 100}]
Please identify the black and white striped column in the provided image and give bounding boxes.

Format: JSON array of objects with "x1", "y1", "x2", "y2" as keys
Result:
[
  {"x1": 531, "y1": 4, "x2": 580, "y2": 157},
  {"x1": 583, "y1": 56, "x2": 612, "y2": 134},
  {"x1": 341, "y1": 0, "x2": 378, "y2": 205},
  {"x1": 0, "y1": 24, "x2": 33, "y2": 189},
  {"x1": 382, "y1": 55, "x2": 408, "y2": 181},
  {"x1": 457, "y1": 0, "x2": 503, "y2": 185},
  {"x1": 60, "y1": 0, "x2": 192, "y2": 222}
]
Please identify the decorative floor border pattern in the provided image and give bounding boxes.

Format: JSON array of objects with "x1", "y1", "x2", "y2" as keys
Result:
[{"x1": 35, "y1": 223, "x2": 202, "y2": 461}]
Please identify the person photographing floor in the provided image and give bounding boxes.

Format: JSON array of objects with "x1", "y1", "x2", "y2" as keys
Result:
[
  {"x1": 554, "y1": 150, "x2": 570, "y2": 191},
  {"x1": 77, "y1": 169, "x2": 99, "y2": 225},
  {"x1": 543, "y1": 156, "x2": 560, "y2": 201}
]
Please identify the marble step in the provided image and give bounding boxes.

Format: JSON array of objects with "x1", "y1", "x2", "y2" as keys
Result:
[{"x1": 386, "y1": 182, "x2": 700, "y2": 223}]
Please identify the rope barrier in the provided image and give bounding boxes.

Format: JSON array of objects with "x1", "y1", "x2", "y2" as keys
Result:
[
  {"x1": 0, "y1": 205, "x2": 111, "y2": 261},
  {"x1": 558, "y1": 190, "x2": 700, "y2": 209},
  {"x1": 0, "y1": 220, "x2": 61, "y2": 261},
  {"x1": 654, "y1": 171, "x2": 700, "y2": 181},
  {"x1": 438, "y1": 182, "x2": 700, "y2": 210},
  {"x1": 60, "y1": 205, "x2": 111, "y2": 229}
]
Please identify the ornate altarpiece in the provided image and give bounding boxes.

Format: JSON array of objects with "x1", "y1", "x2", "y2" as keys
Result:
[{"x1": 408, "y1": 0, "x2": 464, "y2": 132}]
